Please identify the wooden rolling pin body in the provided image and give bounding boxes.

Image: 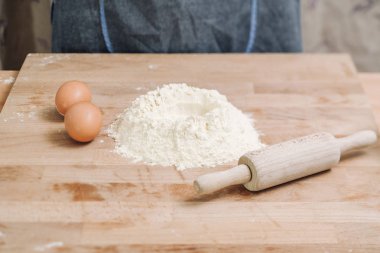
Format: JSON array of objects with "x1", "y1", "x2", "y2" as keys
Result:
[{"x1": 194, "y1": 130, "x2": 377, "y2": 194}]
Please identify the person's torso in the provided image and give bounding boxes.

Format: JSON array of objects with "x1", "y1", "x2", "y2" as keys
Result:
[{"x1": 52, "y1": 0, "x2": 302, "y2": 53}]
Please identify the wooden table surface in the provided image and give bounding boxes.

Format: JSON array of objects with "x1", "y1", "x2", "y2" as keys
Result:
[
  {"x1": 0, "y1": 54, "x2": 379, "y2": 253},
  {"x1": 2, "y1": 71, "x2": 379, "y2": 122}
]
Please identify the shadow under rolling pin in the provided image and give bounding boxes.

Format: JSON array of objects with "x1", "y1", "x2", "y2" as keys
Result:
[{"x1": 194, "y1": 130, "x2": 378, "y2": 195}]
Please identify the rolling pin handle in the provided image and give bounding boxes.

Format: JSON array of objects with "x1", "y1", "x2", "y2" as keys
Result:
[
  {"x1": 337, "y1": 130, "x2": 377, "y2": 155},
  {"x1": 194, "y1": 164, "x2": 251, "y2": 195}
]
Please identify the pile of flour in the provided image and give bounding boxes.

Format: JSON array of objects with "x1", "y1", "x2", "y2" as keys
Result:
[{"x1": 108, "y1": 83, "x2": 263, "y2": 170}]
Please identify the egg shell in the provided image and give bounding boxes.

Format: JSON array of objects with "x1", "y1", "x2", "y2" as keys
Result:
[
  {"x1": 64, "y1": 102, "x2": 103, "y2": 142},
  {"x1": 55, "y1": 80, "x2": 92, "y2": 115}
]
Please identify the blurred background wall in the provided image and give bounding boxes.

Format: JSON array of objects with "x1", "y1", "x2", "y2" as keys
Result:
[
  {"x1": 0, "y1": 0, "x2": 379, "y2": 71},
  {"x1": 0, "y1": 0, "x2": 51, "y2": 70},
  {"x1": 302, "y1": 0, "x2": 380, "y2": 72}
]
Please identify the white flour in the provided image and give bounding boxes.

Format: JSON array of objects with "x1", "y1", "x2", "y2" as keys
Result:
[
  {"x1": 34, "y1": 241, "x2": 64, "y2": 252},
  {"x1": 108, "y1": 83, "x2": 263, "y2": 170},
  {"x1": 1, "y1": 76, "x2": 15, "y2": 85}
]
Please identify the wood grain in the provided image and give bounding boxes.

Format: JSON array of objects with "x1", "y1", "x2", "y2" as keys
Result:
[
  {"x1": 0, "y1": 71, "x2": 17, "y2": 112},
  {"x1": 360, "y1": 73, "x2": 380, "y2": 127},
  {"x1": 0, "y1": 54, "x2": 379, "y2": 252}
]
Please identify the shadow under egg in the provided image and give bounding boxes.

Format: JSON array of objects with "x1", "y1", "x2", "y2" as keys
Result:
[
  {"x1": 45, "y1": 128, "x2": 91, "y2": 148},
  {"x1": 40, "y1": 106, "x2": 63, "y2": 122}
]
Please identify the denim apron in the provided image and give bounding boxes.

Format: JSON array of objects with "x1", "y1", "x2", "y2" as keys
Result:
[{"x1": 52, "y1": 0, "x2": 301, "y2": 53}]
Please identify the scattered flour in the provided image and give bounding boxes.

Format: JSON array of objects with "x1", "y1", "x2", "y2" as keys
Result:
[
  {"x1": 148, "y1": 64, "x2": 158, "y2": 70},
  {"x1": 27, "y1": 111, "x2": 37, "y2": 119},
  {"x1": 38, "y1": 55, "x2": 70, "y2": 66},
  {"x1": 2, "y1": 109, "x2": 38, "y2": 123},
  {"x1": 1, "y1": 76, "x2": 15, "y2": 85},
  {"x1": 108, "y1": 83, "x2": 264, "y2": 170},
  {"x1": 16, "y1": 112, "x2": 24, "y2": 118},
  {"x1": 34, "y1": 241, "x2": 64, "y2": 252},
  {"x1": 15, "y1": 112, "x2": 25, "y2": 122}
]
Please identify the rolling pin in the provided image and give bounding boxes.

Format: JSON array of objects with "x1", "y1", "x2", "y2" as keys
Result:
[{"x1": 194, "y1": 130, "x2": 378, "y2": 194}]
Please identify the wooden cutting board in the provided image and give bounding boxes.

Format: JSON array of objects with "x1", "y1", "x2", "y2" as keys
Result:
[{"x1": 0, "y1": 54, "x2": 379, "y2": 252}]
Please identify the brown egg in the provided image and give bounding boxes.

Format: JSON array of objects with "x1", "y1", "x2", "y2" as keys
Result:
[
  {"x1": 64, "y1": 102, "x2": 103, "y2": 142},
  {"x1": 55, "y1": 80, "x2": 92, "y2": 115}
]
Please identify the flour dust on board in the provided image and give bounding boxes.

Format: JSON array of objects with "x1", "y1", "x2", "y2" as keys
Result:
[{"x1": 107, "y1": 83, "x2": 264, "y2": 170}]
